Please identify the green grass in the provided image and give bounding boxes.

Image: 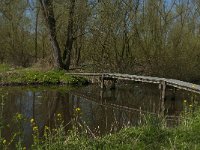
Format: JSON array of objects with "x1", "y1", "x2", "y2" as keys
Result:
[
  {"x1": 0, "y1": 65, "x2": 88, "y2": 86},
  {"x1": 1, "y1": 108, "x2": 200, "y2": 150},
  {"x1": 47, "y1": 111, "x2": 200, "y2": 150},
  {"x1": 0, "y1": 64, "x2": 13, "y2": 72}
]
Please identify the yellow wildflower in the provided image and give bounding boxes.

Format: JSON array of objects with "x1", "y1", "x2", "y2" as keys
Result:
[
  {"x1": 57, "y1": 113, "x2": 62, "y2": 121},
  {"x1": 3, "y1": 140, "x2": 6, "y2": 144},
  {"x1": 57, "y1": 113, "x2": 62, "y2": 118},
  {"x1": 192, "y1": 84, "x2": 195, "y2": 88},
  {"x1": 30, "y1": 118, "x2": 34, "y2": 124},
  {"x1": 183, "y1": 100, "x2": 187, "y2": 103},
  {"x1": 189, "y1": 104, "x2": 193, "y2": 107},
  {"x1": 23, "y1": 147, "x2": 26, "y2": 150},
  {"x1": 33, "y1": 126, "x2": 38, "y2": 132},
  {"x1": 16, "y1": 113, "x2": 23, "y2": 120},
  {"x1": 75, "y1": 107, "x2": 81, "y2": 112},
  {"x1": 45, "y1": 126, "x2": 49, "y2": 130}
]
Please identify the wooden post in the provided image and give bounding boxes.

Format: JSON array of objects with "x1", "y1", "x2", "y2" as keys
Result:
[
  {"x1": 100, "y1": 74, "x2": 105, "y2": 89},
  {"x1": 100, "y1": 90, "x2": 104, "y2": 103},
  {"x1": 161, "y1": 81, "x2": 166, "y2": 101},
  {"x1": 139, "y1": 106, "x2": 142, "y2": 125},
  {"x1": 159, "y1": 81, "x2": 166, "y2": 116},
  {"x1": 110, "y1": 79, "x2": 116, "y2": 90},
  {"x1": 91, "y1": 76, "x2": 94, "y2": 83},
  {"x1": 111, "y1": 89, "x2": 116, "y2": 100}
]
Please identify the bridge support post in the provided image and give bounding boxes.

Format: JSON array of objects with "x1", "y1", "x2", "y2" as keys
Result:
[
  {"x1": 110, "y1": 79, "x2": 117, "y2": 90},
  {"x1": 100, "y1": 89, "x2": 105, "y2": 103},
  {"x1": 159, "y1": 81, "x2": 166, "y2": 116},
  {"x1": 159, "y1": 81, "x2": 166, "y2": 101},
  {"x1": 100, "y1": 74, "x2": 105, "y2": 89}
]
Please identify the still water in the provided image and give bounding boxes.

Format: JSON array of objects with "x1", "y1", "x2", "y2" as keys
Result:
[{"x1": 0, "y1": 83, "x2": 199, "y2": 146}]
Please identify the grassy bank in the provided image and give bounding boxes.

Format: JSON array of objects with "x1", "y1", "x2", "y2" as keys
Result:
[
  {"x1": 30, "y1": 109, "x2": 200, "y2": 150},
  {"x1": 0, "y1": 64, "x2": 88, "y2": 86},
  {"x1": 1, "y1": 106, "x2": 200, "y2": 149}
]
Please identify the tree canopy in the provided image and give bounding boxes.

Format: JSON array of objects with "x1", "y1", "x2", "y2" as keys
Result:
[{"x1": 1, "y1": 0, "x2": 200, "y2": 81}]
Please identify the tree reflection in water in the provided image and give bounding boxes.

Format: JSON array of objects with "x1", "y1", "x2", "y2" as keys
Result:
[{"x1": 0, "y1": 84, "x2": 199, "y2": 147}]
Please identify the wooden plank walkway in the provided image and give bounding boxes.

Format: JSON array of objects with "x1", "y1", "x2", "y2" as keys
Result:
[{"x1": 66, "y1": 73, "x2": 200, "y2": 94}]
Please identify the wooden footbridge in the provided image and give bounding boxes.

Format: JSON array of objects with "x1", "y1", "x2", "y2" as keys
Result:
[{"x1": 67, "y1": 73, "x2": 200, "y2": 101}]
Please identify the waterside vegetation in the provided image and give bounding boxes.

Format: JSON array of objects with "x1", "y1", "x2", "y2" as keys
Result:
[
  {"x1": 0, "y1": 98, "x2": 200, "y2": 150},
  {"x1": 0, "y1": 64, "x2": 88, "y2": 86}
]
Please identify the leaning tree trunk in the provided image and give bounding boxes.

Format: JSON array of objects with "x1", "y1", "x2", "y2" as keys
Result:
[
  {"x1": 34, "y1": 6, "x2": 40, "y2": 63},
  {"x1": 39, "y1": 0, "x2": 63, "y2": 69},
  {"x1": 63, "y1": 0, "x2": 75, "y2": 70}
]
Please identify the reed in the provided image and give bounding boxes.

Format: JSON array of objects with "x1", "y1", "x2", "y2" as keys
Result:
[{"x1": 0, "y1": 98, "x2": 200, "y2": 150}]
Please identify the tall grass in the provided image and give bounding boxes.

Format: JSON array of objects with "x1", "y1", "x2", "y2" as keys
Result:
[
  {"x1": 0, "y1": 64, "x2": 13, "y2": 72},
  {"x1": 1, "y1": 97, "x2": 200, "y2": 150}
]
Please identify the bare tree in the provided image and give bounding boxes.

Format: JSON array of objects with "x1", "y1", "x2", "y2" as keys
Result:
[{"x1": 39, "y1": 0, "x2": 63, "y2": 69}]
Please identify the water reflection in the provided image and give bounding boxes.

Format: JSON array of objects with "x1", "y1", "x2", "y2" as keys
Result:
[{"x1": 0, "y1": 84, "x2": 199, "y2": 147}]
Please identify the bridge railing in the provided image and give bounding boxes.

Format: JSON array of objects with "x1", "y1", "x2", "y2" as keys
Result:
[
  {"x1": 66, "y1": 72, "x2": 200, "y2": 94},
  {"x1": 66, "y1": 72, "x2": 200, "y2": 118}
]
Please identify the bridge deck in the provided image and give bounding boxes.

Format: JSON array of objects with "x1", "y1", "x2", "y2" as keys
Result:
[{"x1": 66, "y1": 73, "x2": 200, "y2": 94}]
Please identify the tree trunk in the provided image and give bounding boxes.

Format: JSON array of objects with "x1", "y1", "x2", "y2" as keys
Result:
[
  {"x1": 39, "y1": 0, "x2": 63, "y2": 69},
  {"x1": 63, "y1": 0, "x2": 75, "y2": 70},
  {"x1": 35, "y1": 6, "x2": 40, "y2": 63}
]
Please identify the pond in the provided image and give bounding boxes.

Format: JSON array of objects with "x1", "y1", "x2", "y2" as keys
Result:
[{"x1": 0, "y1": 83, "x2": 199, "y2": 147}]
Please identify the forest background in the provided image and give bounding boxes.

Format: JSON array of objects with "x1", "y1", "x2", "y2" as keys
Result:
[{"x1": 1, "y1": 0, "x2": 200, "y2": 82}]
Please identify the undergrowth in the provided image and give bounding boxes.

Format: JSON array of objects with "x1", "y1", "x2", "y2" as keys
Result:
[
  {"x1": 0, "y1": 66, "x2": 88, "y2": 85},
  {"x1": 0, "y1": 99, "x2": 200, "y2": 150}
]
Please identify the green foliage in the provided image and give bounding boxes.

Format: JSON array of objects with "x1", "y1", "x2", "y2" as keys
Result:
[
  {"x1": 0, "y1": 64, "x2": 13, "y2": 72},
  {"x1": 2, "y1": 107, "x2": 200, "y2": 149},
  {"x1": 2, "y1": 0, "x2": 200, "y2": 81},
  {"x1": 0, "y1": 68, "x2": 88, "y2": 85}
]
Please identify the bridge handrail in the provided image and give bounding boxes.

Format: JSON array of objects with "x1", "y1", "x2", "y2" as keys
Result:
[{"x1": 66, "y1": 73, "x2": 200, "y2": 94}]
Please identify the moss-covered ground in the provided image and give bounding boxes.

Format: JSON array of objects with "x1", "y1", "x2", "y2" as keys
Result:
[{"x1": 0, "y1": 64, "x2": 88, "y2": 86}]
